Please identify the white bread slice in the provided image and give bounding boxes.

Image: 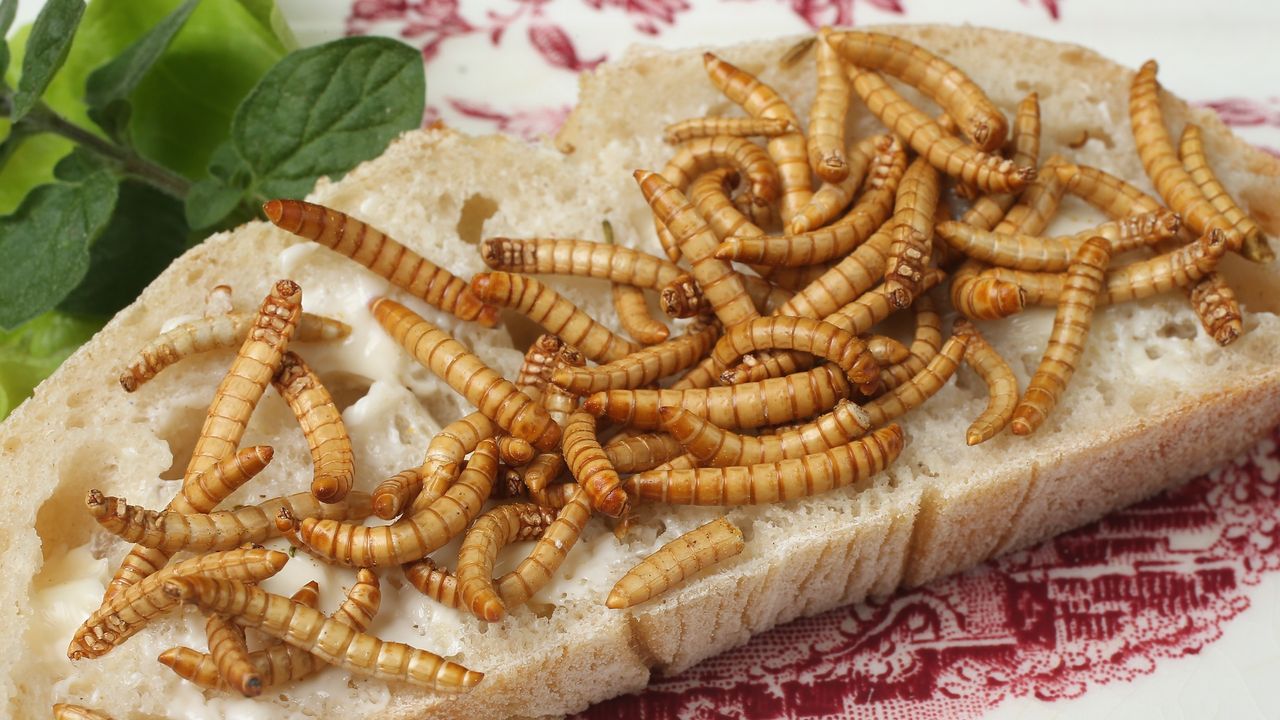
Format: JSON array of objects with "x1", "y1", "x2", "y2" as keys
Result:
[{"x1": 2, "y1": 24, "x2": 1278, "y2": 720}]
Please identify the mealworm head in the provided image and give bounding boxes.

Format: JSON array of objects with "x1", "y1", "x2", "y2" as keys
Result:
[
  {"x1": 311, "y1": 476, "x2": 346, "y2": 504},
  {"x1": 119, "y1": 373, "x2": 139, "y2": 392},
  {"x1": 274, "y1": 507, "x2": 300, "y2": 535},
  {"x1": 85, "y1": 489, "x2": 106, "y2": 512},
  {"x1": 262, "y1": 199, "x2": 286, "y2": 226}
]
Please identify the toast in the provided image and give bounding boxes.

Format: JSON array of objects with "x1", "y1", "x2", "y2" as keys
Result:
[{"x1": 4, "y1": 24, "x2": 1279, "y2": 719}]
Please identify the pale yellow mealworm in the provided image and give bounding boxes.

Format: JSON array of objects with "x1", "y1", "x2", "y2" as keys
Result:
[
  {"x1": 607, "y1": 517, "x2": 745, "y2": 609},
  {"x1": 664, "y1": 116, "x2": 799, "y2": 144}
]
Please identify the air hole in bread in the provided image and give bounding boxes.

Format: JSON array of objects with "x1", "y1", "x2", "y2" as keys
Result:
[
  {"x1": 40, "y1": 442, "x2": 119, "y2": 553},
  {"x1": 66, "y1": 412, "x2": 87, "y2": 430},
  {"x1": 154, "y1": 405, "x2": 208, "y2": 480},
  {"x1": 1145, "y1": 345, "x2": 1163, "y2": 360},
  {"x1": 2, "y1": 437, "x2": 18, "y2": 454},
  {"x1": 320, "y1": 371, "x2": 374, "y2": 412},
  {"x1": 1058, "y1": 48, "x2": 1089, "y2": 66},
  {"x1": 455, "y1": 194, "x2": 499, "y2": 245},
  {"x1": 1157, "y1": 319, "x2": 1198, "y2": 340}
]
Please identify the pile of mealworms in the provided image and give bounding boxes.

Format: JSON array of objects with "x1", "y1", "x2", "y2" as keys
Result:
[{"x1": 53, "y1": 29, "x2": 1271, "y2": 718}]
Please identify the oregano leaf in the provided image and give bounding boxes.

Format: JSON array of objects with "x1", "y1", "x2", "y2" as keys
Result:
[
  {"x1": 12, "y1": 0, "x2": 85, "y2": 121},
  {"x1": 0, "y1": 0, "x2": 19, "y2": 79}
]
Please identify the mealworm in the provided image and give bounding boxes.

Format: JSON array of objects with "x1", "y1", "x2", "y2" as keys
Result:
[
  {"x1": 163, "y1": 576, "x2": 481, "y2": 693},
  {"x1": 68, "y1": 548, "x2": 288, "y2": 660},
  {"x1": 866, "y1": 335, "x2": 911, "y2": 365},
  {"x1": 863, "y1": 335, "x2": 967, "y2": 428},
  {"x1": 496, "y1": 436, "x2": 536, "y2": 465},
  {"x1": 1011, "y1": 238, "x2": 1113, "y2": 435},
  {"x1": 562, "y1": 411, "x2": 629, "y2": 518},
  {"x1": 637, "y1": 171, "x2": 760, "y2": 329},
  {"x1": 271, "y1": 351, "x2": 355, "y2": 503},
  {"x1": 52, "y1": 705, "x2": 112, "y2": 720},
  {"x1": 885, "y1": 226, "x2": 932, "y2": 310},
  {"x1": 712, "y1": 317, "x2": 879, "y2": 386},
  {"x1": 1178, "y1": 123, "x2": 1273, "y2": 263},
  {"x1": 658, "y1": 272, "x2": 791, "y2": 319},
  {"x1": 515, "y1": 334, "x2": 565, "y2": 404},
  {"x1": 936, "y1": 209, "x2": 1180, "y2": 271},
  {"x1": 409, "y1": 411, "x2": 497, "y2": 514},
  {"x1": 626, "y1": 424, "x2": 904, "y2": 506},
  {"x1": 480, "y1": 237, "x2": 682, "y2": 289},
  {"x1": 119, "y1": 311, "x2": 350, "y2": 393},
  {"x1": 86, "y1": 490, "x2": 372, "y2": 553},
  {"x1": 470, "y1": 272, "x2": 639, "y2": 364},
  {"x1": 664, "y1": 116, "x2": 798, "y2": 144},
  {"x1": 849, "y1": 67, "x2": 1032, "y2": 193},
  {"x1": 606, "y1": 516, "x2": 744, "y2": 609},
  {"x1": 264, "y1": 199, "x2": 498, "y2": 326},
  {"x1": 586, "y1": 364, "x2": 851, "y2": 431},
  {"x1": 831, "y1": 31, "x2": 1006, "y2": 151},
  {"x1": 456, "y1": 503, "x2": 562, "y2": 621},
  {"x1": 179, "y1": 445, "x2": 274, "y2": 522},
  {"x1": 613, "y1": 284, "x2": 668, "y2": 345},
  {"x1": 878, "y1": 293, "x2": 943, "y2": 390},
  {"x1": 291, "y1": 580, "x2": 322, "y2": 609},
  {"x1": 765, "y1": 228, "x2": 896, "y2": 319},
  {"x1": 952, "y1": 260, "x2": 1025, "y2": 320},
  {"x1": 952, "y1": 318, "x2": 1019, "y2": 445},
  {"x1": 524, "y1": 346, "x2": 584, "y2": 493},
  {"x1": 603, "y1": 433, "x2": 686, "y2": 472},
  {"x1": 373, "y1": 298, "x2": 561, "y2": 451},
  {"x1": 527, "y1": 481, "x2": 584, "y2": 510},
  {"x1": 659, "y1": 399, "x2": 870, "y2": 467},
  {"x1": 1128, "y1": 61, "x2": 1238, "y2": 248},
  {"x1": 552, "y1": 322, "x2": 719, "y2": 395},
  {"x1": 791, "y1": 134, "x2": 897, "y2": 236},
  {"x1": 702, "y1": 53, "x2": 812, "y2": 223},
  {"x1": 205, "y1": 612, "x2": 260, "y2": 696},
  {"x1": 962, "y1": 93, "x2": 1041, "y2": 230},
  {"x1": 807, "y1": 28, "x2": 853, "y2": 183},
  {"x1": 370, "y1": 468, "x2": 426, "y2": 521},
  {"x1": 1188, "y1": 278, "x2": 1245, "y2": 346},
  {"x1": 292, "y1": 439, "x2": 497, "y2": 567}
]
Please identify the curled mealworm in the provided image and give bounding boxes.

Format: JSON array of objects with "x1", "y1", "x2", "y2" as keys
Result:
[
  {"x1": 163, "y1": 576, "x2": 482, "y2": 693},
  {"x1": 456, "y1": 503, "x2": 561, "y2": 621},
  {"x1": 563, "y1": 411, "x2": 629, "y2": 518},
  {"x1": 551, "y1": 322, "x2": 719, "y2": 395},
  {"x1": 878, "y1": 294, "x2": 943, "y2": 390},
  {"x1": 496, "y1": 436, "x2": 536, "y2": 465},
  {"x1": 807, "y1": 28, "x2": 853, "y2": 183},
  {"x1": 626, "y1": 424, "x2": 904, "y2": 506},
  {"x1": 470, "y1": 272, "x2": 640, "y2": 364},
  {"x1": 515, "y1": 333, "x2": 565, "y2": 404},
  {"x1": 951, "y1": 260, "x2": 1025, "y2": 320},
  {"x1": 830, "y1": 31, "x2": 1007, "y2": 151},
  {"x1": 702, "y1": 53, "x2": 812, "y2": 223},
  {"x1": 180, "y1": 445, "x2": 275, "y2": 522},
  {"x1": 962, "y1": 92, "x2": 1041, "y2": 230},
  {"x1": 263, "y1": 199, "x2": 498, "y2": 326},
  {"x1": 372, "y1": 298, "x2": 560, "y2": 451},
  {"x1": 662, "y1": 136, "x2": 780, "y2": 209},
  {"x1": 1179, "y1": 123, "x2": 1273, "y2": 263},
  {"x1": 607, "y1": 517, "x2": 745, "y2": 609},
  {"x1": 659, "y1": 399, "x2": 870, "y2": 466},
  {"x1": 52, "y1": 705, "x2": 113, "y2": 720},
  {"x1": 603, "y1": 433, "x2": 686, "y2": 472},
  {"x1": 791, "y1": 134, "x2": 896, "y2": 236},
  {"x1": 272, "y1": 351, "x2": 355, "y2": 503},
  {"x1": 848, "y1": 67, "x2": 1033, "y2": 193},
  {"x1": 409, "y1": 411, "x2": 497, "y2": 515},
  {"x1": 585, "y1": 364, "x2": 851, "y2": 431},
  {"x1": 68, "y1": 548, "x2": 288, "y2": 660},
  {"x1": 613, "y1": 283, "x2": 668, "y2": 345},
  {"x1": 118, "y1": 311, "x2": 350, "y2": 393},
  {"x1": 862, "y1": 335, "x2": 967, "y2": 428},
  {"x1": 712, "y1": 317, "x2": 879, "y2": 387},
  {"x1": 85, "y1": 490, "x2": 372, "y2": 553},
  {"x1": 205, "y1": 612, "x2": 260, "y2": 696},
  {"x1": 1012, "y1": 238, "x2": 1113, "y2": 436},
  {"x1": 953, "y1": 318, "x2": 1019, "y2": 445},
  {"x1": 664, "y1": 116, "x2": 799, "y2": 144},
  {"x1": 480, "y1": 237, "x2": 683, "y2": 289}
]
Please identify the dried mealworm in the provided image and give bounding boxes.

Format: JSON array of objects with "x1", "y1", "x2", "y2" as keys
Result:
[
  {"x1": 606, "y1": 517, "x2": 744, "y2": 609},
  {"x1": 294, "y1": 439, "x2": 498, "y2": 567},
  {"x1": 52, "y1": 705, "x2": 113, "y2": 720},
  {"x1": 626, "y1": 425, "x2": 904, "y2": 506},
  {"x1": 515, "y1": 334, "x2": 565, "y2": 404},
  {"x1": 664, "y1": 116, "x2": 798, "y2": 144},
  {"x1": 496, "y1": 435, "x2": 536, "y2": 466},
  {"x1": 953, "y1": 318, "x2": 1019, "y2": 445},
  {"x1": 373, "y1": 298, "x2": 561, "y2": 450},
  {"x1": 791, "y1": 134, "x2": 884, "y2": 235},
  {"x1": 264, "y1": 199, "x2": 499, "y2": 326},
  {"x1": 863, "y1": 335, "x2": 967, "y2": 428},
  {"x1": 702, "y1": 53, "x2": 812, "y2": 222},
  {"x1": 272, "y1": 351, "x2": 355, "y2": 503},
  {"x1": 807, "y1": 28, "x2": 853, "y2": 183},
  {"x1": 86, "y1": 490, "x2": 372, "y2": 553},
  {"x1": 848, "y1": 67, "x2": 1033, "y2": 193},
  {"x1": 586, "y1": 364, "x2": 851, "y2": 431},
  {"x1": 712, "y1": 317, "x2": 880, "y2": 386},
  {"x1": 470, "y1": 272, "x2": 640, "y2": 363},
  {"x1": 563, "y1": 411, "x2": 629, "y2": 518},
  {"x1": 1180, "y1": 123, "x2": 1273, "y2": 262},
  {"x1": 205, "y1": 612, "x2": 261, "y2": 696},
  {"x1": 637, "y1": 171, "x2": 760, "y2": 328},
  {"x1": 603, "y1": 433, "x2": 686, "y2": 472},
  {"x1": 68, "y1": 548, "x2": 288, "y2": 660},
  {"x1": 118, "y1": 312, "x2": 350, "y2": 393},
  {"x1": 963, "y1": 93, "x2": 1041, "y2": 230},
  {"x1": 480, "y1": 237, "x2": 682, "y2": 289},
  {"x1": 659, "y1": 400, "x2": 870, "y2": 466},
  {"x1": 1010, "y1": 238, "x2": 1113, "y2": 435},
  {"x1": 879, "y1": 294, "x2": 944, "y2": 390},
  {"x1": 936, "y1": 209, "x2": 1181, "y2": 271},
  {"x1": 551, "y1": 321, "x2": 719, "y2": 395},
  {"x1": 456, "y1": 503, "x2": 561, "y2": 621},
  {"x1": 164, "y1": 576, "x2": 481, "y2": 693}
]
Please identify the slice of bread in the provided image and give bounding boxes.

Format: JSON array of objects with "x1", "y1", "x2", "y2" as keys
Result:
[{"x1": 3, "y1": 24, "x2": 1278, "y2": 720}]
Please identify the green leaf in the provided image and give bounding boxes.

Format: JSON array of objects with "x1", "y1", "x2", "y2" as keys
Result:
[
  {"x1": 185, "y1": 175, "x2": 243, "y2": 230},
  {"x1": 11, "y1": 0, "x2": 85, "y2": 120},
  {"x1": 60, "y1": 180, "x2": 188, "y2": 315},
  {"x1": 0, "y1": 150, "x2": 118, "y2": 329},
  {"x1": 84, "y1": 0, "x2": 200, "y2": 142},
  {"x1": 0, "y1": 310, "x2": 103, "y2": 419},
  {"x1": 233, "y1": 0, "x2": 297, "y2": 50},
  {"x1": 231, "y1": 36, "x2": 424, "y2": 200},
  {"x1": 0, "y1": 0, "x2": 19, "y2": 78}
]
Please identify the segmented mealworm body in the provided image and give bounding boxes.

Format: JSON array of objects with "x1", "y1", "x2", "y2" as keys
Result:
[
  {"x1": 264, "y1": 199, "x2": 498, "y2": 326},
  {"x1": 626, "y1": 425, "x2": 904, "y2": 506},
  {"x1": 179, "y1": 445, "x2": 274, "y2": 521},
  {"x1": 563, "y1": 412, "x2": 629, "y2": 518},
  {"x1": 86, "y1": 490, "x2": 372, "y2": 553},
  {"x1": 662, "y1": 136, "x2": 780, "y2": 207},
  {"x1": 963, "y1": 93, "x2": 1041, "y2": 229},
  {"x1": 410, "y1": 411, "x2": 497, "y2": 514},
  {"x1": 515, "y1": 334, "x2": 565, "y2": 404},
  {"x1": 205, "y1": 612, "x2": 260, "y2": 696},
  {"x1": 952, "y1": 319, "x2": 1019, "y2": 445},
  {"x1": 480, "y1": 237, "x2": 683, "y2": 289},
  {"x1": 658, "y1": 272, "x2": 791, "y2": 319},
  {"x1": 862, "y1": 335, "x2": 967, "y2": 428},
  {"x1": 867, "y1": 335, "x2": 911, "y2": 365},
  {"x1": 660, "y1": 399, "x2": 870, "y2": 466},
  {"x1": 52, "y1": 705, "x2": 113, "y2": 720},
  {"x1": 586, "y1": 364, "x2": 851, "y2": 430},
  {"x1": 291, "y1": 580, "x2": 322, "y2": 609},
  {"x1": 496, "y1": 436, "x2": 536, "y2": 465},
  {"x1": 702, "y1": 53, "x2": 812, "y2": 223},
  {"x1": 613, "y1": 284, "x2": 668, "y2": 345},
  {"x1": 603, "y1": 433, "x2": 685, "y2": 472},
  {"x1": 849, "y1": 67, "x2": 1033, "y2": 193},
  {"x1": 791, "y1": 134, "x2": 898, "y2": 236},
  {"x1": 878, "y1": 294, "x2": 943, "y2": 389},
  {"x1": 456, "y1": 503, "x2": 561, "y2": 621},
  {"x1": 118, "y1": 312, "x2": 350, "y2": 392},
  {"x1": 164, "y1": 577, "x2": 481, "y2": 693},
  {"x1": 272, "y1": 351, "x2": 355, "y2": 503},
  {"x1": 951, "y1": 260, "x2": 1025, "y2": 320},
  {"x1": 1189, "y1": 278, "x2": 1244, "y2": 345},
  {"x1": 712, "y1": 317, "x2": 879, "y2": 386},
  {"x1": 1179, "y1": 123, "x2": 1272, "y2": 262},
  {"x1": 664, "y1": 116, "x2": 798, "y2": 144},
  {"x1": 606, "y1": 517, "x2": 745, "y2": 609},
  {"x1": 68, "y1": 548, "x2": 288, "y2": 660},
  {"x1": 552, "y1": 322, "x2": 719, "y2": 395},
  {"x1": 524, "y1": 346, "x2": 584, "y2": 492},
  {"x1": 373, "y1": 298, "x2": 560, "y2": 451},
  {"x1": 1012, "y1": 238, "x2": 1113, "y2": 435},
  {"x1": 294, "y1": 439, "x2": 497, "y2": 567},
  {"x1": 470, "y1": 272, "x2": 639, "y2": 363},
  {"x1": 768, "y1": 229, "x2": 896, "y2": 319},
  {"x1": 885, "y1": 227, "x2": 932, "y2": 309},
  {"x1": 808, "y1": 28, "x2": 853, "y2": 183}
]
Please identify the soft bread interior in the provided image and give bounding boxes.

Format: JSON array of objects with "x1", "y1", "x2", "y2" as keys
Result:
[{"x1": 3, "y1": 25, "x2": 1279, "y2": 720}]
